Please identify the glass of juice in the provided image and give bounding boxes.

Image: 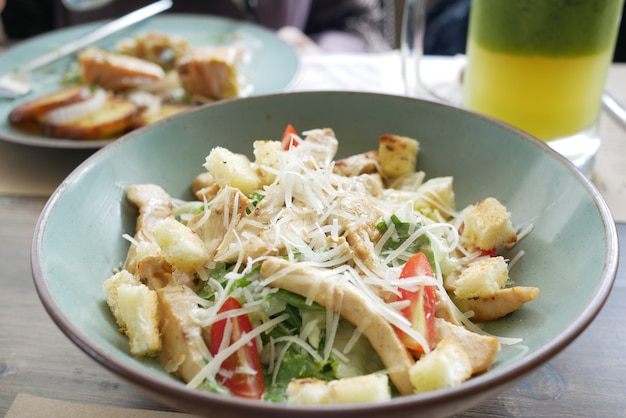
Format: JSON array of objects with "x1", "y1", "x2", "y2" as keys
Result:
[{"x1": 463, "y1": 0, "x2": 624, "y2": 175}]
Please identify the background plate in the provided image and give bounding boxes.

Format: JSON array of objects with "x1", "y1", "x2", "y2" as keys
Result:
[{"x1": 0, "y1": 14, "x2": 299, "y2": 149}]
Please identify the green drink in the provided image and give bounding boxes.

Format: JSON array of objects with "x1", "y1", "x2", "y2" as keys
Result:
[{"x1": 463, "y1": 0, "x2": 624, "y2": 173}]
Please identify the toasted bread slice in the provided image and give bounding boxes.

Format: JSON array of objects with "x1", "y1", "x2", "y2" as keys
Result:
[
  {"x1": 8, "y1": 85, "x2": 91, "y2": 124},
  {"x1": 39, "y1": 96, "x2": 139, "y2": 139}
]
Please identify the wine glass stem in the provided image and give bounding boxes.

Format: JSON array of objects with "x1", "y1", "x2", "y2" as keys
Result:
[{"x1": 400, "y1": 0, "x2": 427, "y2": 98}]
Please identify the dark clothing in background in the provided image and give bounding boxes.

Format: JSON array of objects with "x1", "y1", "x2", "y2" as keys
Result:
[
  {"x1": 1, "y1": 0, "x2": 55, "y2": 39},
  {"x1": 614, "y1": 6, "x2": 626, "y2": 62},
  {"x1": 424, "y1": 0, "x2": 469, "y2": 56},
  {"x1": 1, "y1": 0, "x2": 394, "y2": 52},
  {"x1": 305, "y1": 0, "x2": 394, "y2": 51},
  {"x1": 3, "y1": 0, "x2": 625, "y2": 61},
  {"x1": 423, "y1": 0, "x2": 626, "y2": 62},
  {"x1": 1, "y1": 0, "x2": 249, "y2": 37}
]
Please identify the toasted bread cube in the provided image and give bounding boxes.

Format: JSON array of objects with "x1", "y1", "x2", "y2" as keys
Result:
[
  {"x1": 287, "y1": 378, "x2": 330, "y2": 405},
  {"x1": 434, "y1": 318, "x2": 501, "y2": 374},
  {"x1": 461, "y1": 197, "x2": 517, "y2": 250},
  {"x1": 379, "y1": 134, "x2": 419, "y2": 178},
  {"x1": 409, "y1": 337, "x2": 473, "y2": 394},
  {"x1": 103, "y1": 270, "x2": 141, "y2": 328},
  {"x1": 131, "y1": 240, "x2": 162, "y2": 264},
  {"x1": 327, "y1": 373, "x2": 391, "y2": 404},
  {"x1": 204, "y1": 146, "x2": 261, "y2": 196},
  {"x1": 454, "y1": 256, "x2": 509, "y2": 299},
  {"x1": 287, "y1": 374, "x2": 390, "y2": 405},
  {"x1": 116, "y1": 283, "x2": 161, "y2": 356},
  {"x1": 253, "y1": 139, "x2": 282, "y2": 185},
  {"x1": 151, "y1": 217, "x2": 209, "y2": 272}
]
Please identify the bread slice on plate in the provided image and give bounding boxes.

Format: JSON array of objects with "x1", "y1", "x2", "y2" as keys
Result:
[{"x1": 38, "y1": 96, "x2": 140, "y2": 140}]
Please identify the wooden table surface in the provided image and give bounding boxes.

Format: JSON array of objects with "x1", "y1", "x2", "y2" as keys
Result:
[{"x1": 1, "y1": 56, "x2": 625, "y2": 417}]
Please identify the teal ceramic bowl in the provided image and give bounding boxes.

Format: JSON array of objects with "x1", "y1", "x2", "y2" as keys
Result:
[{"x1": 32, "y1": 92, "x2": 619, "y2": 417}]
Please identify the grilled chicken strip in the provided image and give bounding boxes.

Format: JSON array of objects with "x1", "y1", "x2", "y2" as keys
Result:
[
  {"x1": 454, "y1": 286, "x2": 540, "y2": 322},
  {"x1": 259, "y1": 257, "x2": 416, "y2": 396},
  {"x1": 124, "y1": 184, "x2": 173, "y2": 274},
  {"x1": 158, "y1": 285, "x2": 212, "y2": 382},
  {"x1": 176, "y1": 46, "x2": 240, "y2": 100},
  {"x1": 78, "y1": 47, "x2": 165, "y2": 91}
]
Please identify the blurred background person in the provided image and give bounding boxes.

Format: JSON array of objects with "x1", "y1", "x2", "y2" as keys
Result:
[
  {"x1": 0, "y1": 0, "x2": 396, "y2": 52},
  {"x1": 2, "y1": 0, "x2": 624, "y2": 60}
]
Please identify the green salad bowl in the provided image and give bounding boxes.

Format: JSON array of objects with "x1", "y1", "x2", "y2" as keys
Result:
[{"x1": 32, "y1": 91, "x2": 619, "y2": 417}]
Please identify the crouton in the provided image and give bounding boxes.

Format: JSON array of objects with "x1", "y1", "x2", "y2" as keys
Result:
[
  {"x1": 461, "y1": 197, "x2": 517, "y2": 251},
  {"x1": 287, "y1": 374, "x2": 391, "y2": 404},
  {"x1": 287, "y1": 378, "x2": 330, "y2": 405},
  {"x1": 253, "y1": 139, "x2": 282, "y2": 185},
  {"x1": 103, "y1": 270, "x2": 160, "y2": 356},
  {"x1": 151, "y1": 217, "x2": 209, "y2": 272},
  {"x1": 328, "y1": 373, "x2": 391, "y2": 403},
  {"x1": 409, "y1": 337, "x2": 473, "y2": 394},
  {"x1": 103, "y1": 270, "x2": 141, "y2": 329},
  {"x1": 378, "y1": 134, "x2": 419, "y2": 178},
  {"x1": 434, "y1": 318, "x2": 501, "y2": 374},
  {"x1": 204, "y1": 146, "x2": 261, "y2": 196},
  {"x1": 454, "y1": 256, "x2": 509, "y2": 299},
  {"x1": 116, "y1": 283, "x2": 161, "y2": 356}
]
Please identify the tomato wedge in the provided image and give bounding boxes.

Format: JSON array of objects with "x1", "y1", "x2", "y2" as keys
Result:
[
  {"x1": 209, "y1": 297, "x2": 265, "y2": 399},
  {"x1": 281, "y1": 123, "x2": 299, "y2": 150},
  {"x1": 397, "y1": 252, "x2": 437, "y2": 356}
]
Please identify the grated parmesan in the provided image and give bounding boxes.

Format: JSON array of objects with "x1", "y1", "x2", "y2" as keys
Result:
[{"x1": 114, "y1": 127, "x2": 535, "y2": 401}]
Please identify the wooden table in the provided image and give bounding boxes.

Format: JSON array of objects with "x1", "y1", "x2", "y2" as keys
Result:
[{"x1": 1, "y1": 56, "x2": 625, "y2": 417}]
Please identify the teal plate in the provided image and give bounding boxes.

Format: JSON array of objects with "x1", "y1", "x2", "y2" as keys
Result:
[
  {"x1": 32, "y1": 92, "x2": 619, "y2": 417},
  {"x1": 0, "y1": 14, "x2": 299, "y2": 149}
]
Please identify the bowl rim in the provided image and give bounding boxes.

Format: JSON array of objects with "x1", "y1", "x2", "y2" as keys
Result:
[{"x1": 30, "y1": 91, "x2": 620, "y2": 415}]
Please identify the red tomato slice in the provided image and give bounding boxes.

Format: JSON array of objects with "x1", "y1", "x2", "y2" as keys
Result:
[
  {"x1": 397, "y1": 253, "x2": 437, "y2": 356},
  {"x1": 209, "y1": 297, "x2": 265, "y2": 399},
  {"x1": 281, "y1": 123, "x2": 299, "y2": 150}
]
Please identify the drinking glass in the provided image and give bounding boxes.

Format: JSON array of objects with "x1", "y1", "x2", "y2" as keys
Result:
[{"x1": 402, "y1": 0, "x2": 625, "y2": 175}]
